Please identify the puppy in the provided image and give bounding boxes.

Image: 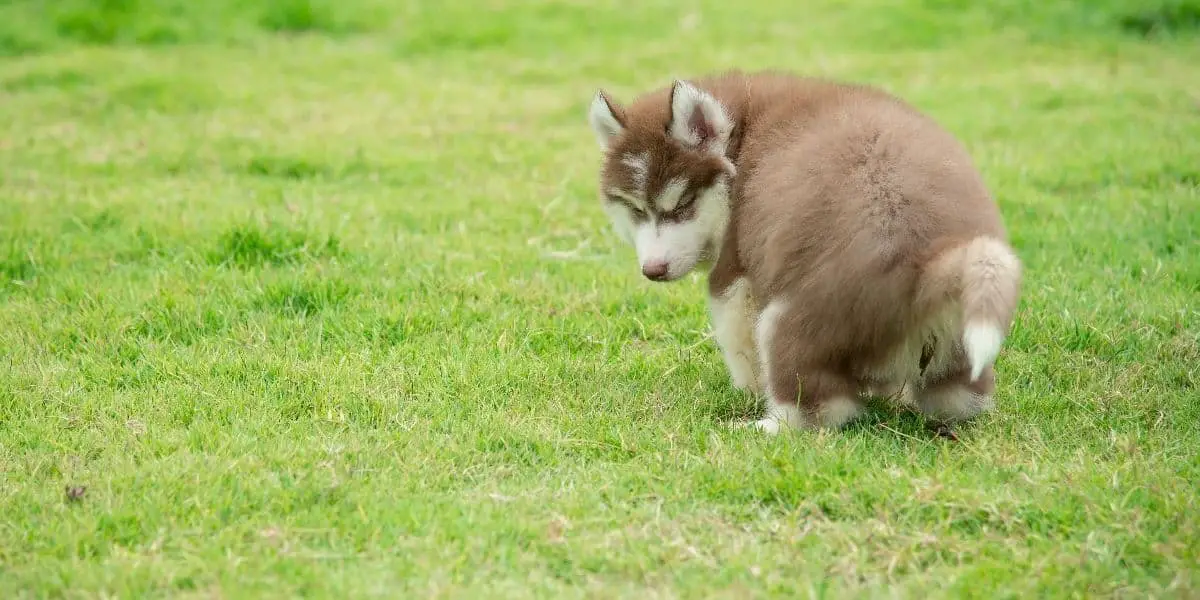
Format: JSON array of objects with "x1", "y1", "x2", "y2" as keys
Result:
[{"x1": 586, "y1": 70, "x2": 1021, "y2": 433}]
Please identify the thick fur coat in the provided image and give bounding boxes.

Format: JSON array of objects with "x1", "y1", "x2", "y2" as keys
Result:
[{"x1": 587, "y1": 71, "x2": 1021, "y2": 432}]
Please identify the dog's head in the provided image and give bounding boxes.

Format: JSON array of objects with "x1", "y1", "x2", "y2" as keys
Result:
[{"x1": 587, "y1": 80, "x2": 737, "y2": 283}]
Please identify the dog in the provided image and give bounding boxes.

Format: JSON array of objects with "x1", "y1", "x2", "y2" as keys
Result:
[{"x1": 586, "y1": 70, "x2": 1021, "y2": 433}]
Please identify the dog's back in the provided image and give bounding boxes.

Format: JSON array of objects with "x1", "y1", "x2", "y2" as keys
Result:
[{"x1": 731, "y1": 73, "x2": 1022, "y2": 428}]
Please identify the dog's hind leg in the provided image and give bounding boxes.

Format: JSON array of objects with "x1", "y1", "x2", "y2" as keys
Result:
[
  {"x1": 917, "y1": 362, "x2": 997, "y2": 423},
  {"x1": 751, "y1": 299, "x2": 864, "y2": 433}
]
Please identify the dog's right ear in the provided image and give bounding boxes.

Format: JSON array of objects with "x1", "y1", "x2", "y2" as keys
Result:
[
  {"x1": 588, "y1": 90, "x2": 625, "y2": 151},
  {"x1": 668, "y1": 80, "x2": 733, "y2": 156}
]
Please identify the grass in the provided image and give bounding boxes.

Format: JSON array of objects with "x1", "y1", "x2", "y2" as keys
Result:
[{"x1": 0, "y1": 0, "x2": 1198, "y2": 597}]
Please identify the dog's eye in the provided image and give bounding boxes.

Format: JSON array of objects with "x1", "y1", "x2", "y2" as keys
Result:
[
  {"x1": 676, "y1": 190, "x2": 697, "y2": 209},
  {"x1": 664, "y1": 191, "x2": 698, "y2": 220},
  {"x1": 630, "y1": 206, "x2": 648, "y2": 220}
]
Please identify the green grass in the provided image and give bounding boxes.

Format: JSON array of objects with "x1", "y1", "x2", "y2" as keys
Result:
[{"x1": 1, "y1": 0, "x2": 1198, "y2": 597}]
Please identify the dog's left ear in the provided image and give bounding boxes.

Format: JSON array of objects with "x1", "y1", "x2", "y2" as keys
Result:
[
  {"x1": 668, "y1": 80, "x2": 733, "y2": 156},
  {"x1": 588, "y1": 90, "x2": 625, "y2": 151}
]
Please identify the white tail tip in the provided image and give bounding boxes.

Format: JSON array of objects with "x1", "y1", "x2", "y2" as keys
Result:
[{"x1": 963, "y1": 321, "x2": 1004, "y2": 381}]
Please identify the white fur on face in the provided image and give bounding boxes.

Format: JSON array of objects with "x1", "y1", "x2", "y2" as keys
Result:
[
  {"x1": 602, "y1": 197, "x2": 637, "y2": 245},
  {"x1": 604, "y1": 178, "x2": 731, "y2": 281}
]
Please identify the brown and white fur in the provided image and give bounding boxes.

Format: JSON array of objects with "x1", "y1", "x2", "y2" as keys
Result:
[{"x1": 586, "y1": 71, "x2": 1021, "y2": 433}]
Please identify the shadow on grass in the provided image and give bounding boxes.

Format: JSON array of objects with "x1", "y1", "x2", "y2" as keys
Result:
[{"x1": 710, "y1": 386, "x2": 981, "y2": 444}]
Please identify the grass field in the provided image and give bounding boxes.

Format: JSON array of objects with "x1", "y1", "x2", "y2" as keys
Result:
[{"x1": 1, "y1": 0, "x2": 1198, "y2": 597}]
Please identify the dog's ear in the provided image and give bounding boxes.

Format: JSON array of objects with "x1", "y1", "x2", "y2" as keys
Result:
[
  {"x1": 588, "y1": 90, "x2": 625, "y2": 151},
  {"x1": 667, "y1": 80, "x2": 733, "y2": 155}
]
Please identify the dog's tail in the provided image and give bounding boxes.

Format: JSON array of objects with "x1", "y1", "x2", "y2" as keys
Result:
[{"x1": 919, "y1": 236, "x2": 1022, "y2": 381}]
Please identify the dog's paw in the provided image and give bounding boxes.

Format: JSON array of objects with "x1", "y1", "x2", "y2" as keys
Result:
[
  {"x1": 738, "y1": 400, "x2": 807, "y2": 434},
  {"x1": 733, "y1": 416, "x2": 789, "y2": 434},
  {"x1": 750, "y1": 417, "x2": 784, "y2": 434}
]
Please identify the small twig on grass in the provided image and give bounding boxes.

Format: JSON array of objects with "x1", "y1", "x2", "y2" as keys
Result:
[{"x1": 876, "y1": 423, "x2": 934, "y2": 446}]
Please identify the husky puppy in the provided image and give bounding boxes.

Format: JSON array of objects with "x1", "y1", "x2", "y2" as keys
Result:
[{"x1": 586, "y1": 71, "x2": 1021, "y2": 433}]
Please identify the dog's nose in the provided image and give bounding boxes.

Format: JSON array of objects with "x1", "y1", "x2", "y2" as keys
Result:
[{"x1": 642, "y1": 261, "x2": 670, "y2": 281}]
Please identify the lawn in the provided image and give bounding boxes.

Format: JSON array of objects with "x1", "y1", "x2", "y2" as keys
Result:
[{"x1": 1, "y1": 0, "x2": 1198, "y2": 597}]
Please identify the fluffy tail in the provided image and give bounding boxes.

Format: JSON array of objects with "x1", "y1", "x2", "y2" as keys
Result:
[{"x1": 921, "y1": 236, "x2": 1022, "y2": 382}]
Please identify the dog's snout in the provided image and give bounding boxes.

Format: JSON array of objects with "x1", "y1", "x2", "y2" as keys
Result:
[{"x1": 642, "y1": 261, "x2": 670, "y2": 281}]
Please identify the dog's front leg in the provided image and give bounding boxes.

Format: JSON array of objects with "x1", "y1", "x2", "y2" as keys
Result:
[{"x1": 708, "y1": 277, "x2": 762, "y2": 394}]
